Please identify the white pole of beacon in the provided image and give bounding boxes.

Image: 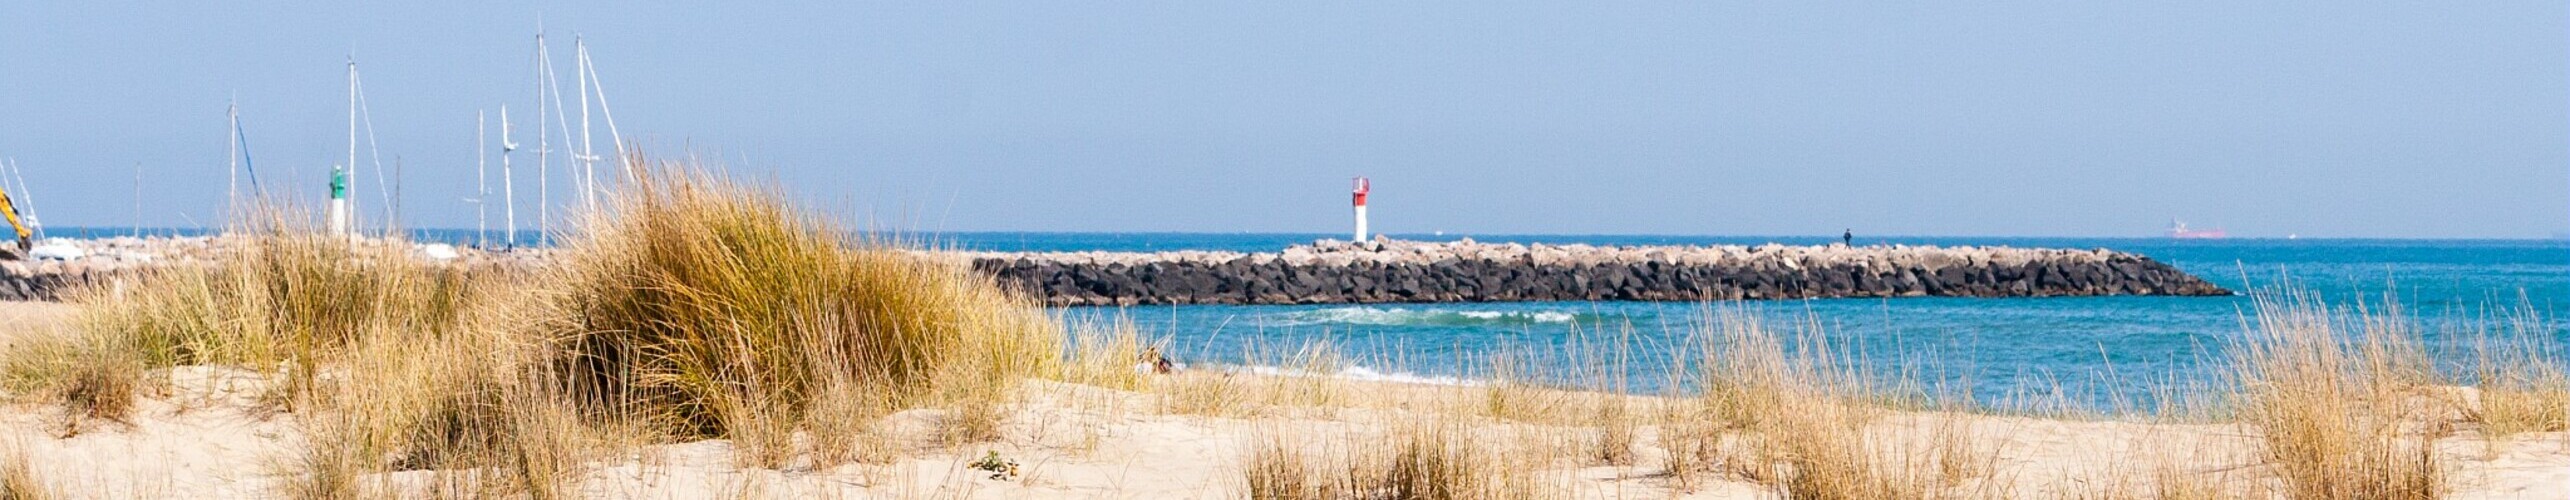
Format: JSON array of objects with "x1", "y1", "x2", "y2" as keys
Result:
[{"x1": 1352, "y1": 177, "x2": 1370, "y2": 242}]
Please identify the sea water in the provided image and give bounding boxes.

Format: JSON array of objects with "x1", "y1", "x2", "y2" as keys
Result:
[
  {"x1": 956, "y1": 233, "x2": 2570, "y2": 413},
  {"x1": 58, "y1": 227, "x2": 2570, "y2": 412}
]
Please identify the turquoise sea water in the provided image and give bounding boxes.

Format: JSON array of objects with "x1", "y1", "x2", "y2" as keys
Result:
[
  {"x1": 53, "y1": 227, "x2": 2570, "y2": 412},
  {"x1": 957, "y1": 233, "x2": 2569, "y2": 412}
]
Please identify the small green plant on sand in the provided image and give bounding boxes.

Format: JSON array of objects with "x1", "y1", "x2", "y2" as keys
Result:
[{"x1": 969, "y1": 451, "x2": 1020, "y2": 481}]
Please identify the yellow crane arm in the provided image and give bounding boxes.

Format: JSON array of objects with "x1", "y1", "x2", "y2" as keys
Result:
[{"x1": 0, "y1": 187, "x2": 27, "y2": 252}]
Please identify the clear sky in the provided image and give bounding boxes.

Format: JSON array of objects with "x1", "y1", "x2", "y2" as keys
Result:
[{"x1": 1, "y1": 2, "x2": 2561, "y2": 238}]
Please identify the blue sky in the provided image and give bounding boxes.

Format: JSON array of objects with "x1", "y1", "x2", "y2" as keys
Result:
[{"x1": 0, "y1": 2, "x2": 2561, "y2": 238}]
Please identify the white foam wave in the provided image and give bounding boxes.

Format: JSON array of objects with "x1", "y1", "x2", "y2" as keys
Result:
[
  {"x1": 1267, "y1": 307, "x2": 1586, "y2": 327},
  {"x1": 1238, "y1": 364, "x2": 1483, "y2": 387}
]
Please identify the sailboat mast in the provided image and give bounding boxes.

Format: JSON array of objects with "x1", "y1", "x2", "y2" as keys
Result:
[
  {"x1": 393, "y1": 156, "x2": 403, "y2": 232},
  {"x1": 535, "y1": 33, "x2": 551, "y2": 245},
  {"x1": 577, "y1": 36, "x2": 596, "y2": 213},
  {"x1": 477, "y1": 110, "x2": 489, "y2": 248},
  {"x1": 346, "y1": 58, "x2": 360, "y2": 236},
  {"x1": 6, "y1": 159, "x2": 38, "y2": 239},
  {"x1": 228, "y1": 99, "x2": 240, "y2": 205},
  {"x1": 501, "y1": 106, "x2": 518, "y2": 248},
  {"x1": 133, "y1": 162, "x2": 142, "y2": 237}
]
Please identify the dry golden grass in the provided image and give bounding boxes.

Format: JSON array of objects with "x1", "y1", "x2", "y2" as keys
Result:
[
  {"x1": 1060, "y1": 318, "x2": 1155, "y2": 392},
  {"x1": 281, "y1": 318, "x2": 591, "y2": 500},
  {"x1": 1268, "y1": 341, "x2": 1353, "y2": 410},
  {"x1": 1158, "y1": 369, "x2": 1256, "y2": 417},
  {"x1": 0, "y1": 447, "x2": 59, "y2": 500},
  {"x1": 800, "y1": 368, "x2": 898, "y2": 468},
  {"x1": 1243, "y1": 418, "x2": 1567, "y2": 500},
  {"x1": 535, "y1": 163, "x2": 1061, "y2": 452},
  {"x1": 0, "y1": 208, "x2": 555, "y2": 499},
  {"x1": 2234, "y1": 290, "x2": 2447, "y2": 500},
  {"x1": 1673, "y1": 308, "x2": 2008, "y2": 500},
  {"x1": 1150, "y1": 337, "x2": 1359, "y2": 418},
  {"x1": 1587, "y1": 393, "x2": 1639, "y2": 466},
  {"x1": 56, "y1": 207, "x2": 487, "y2": 411},
  {"x1": 1, "y1": 158, "x2": 1076, "y2": 496},
  {"x1": 1242, "y1": 430, "x2": 1326, "y2": 500},
  {"x1": 2463, "y1": 308, "x2": 2570, "y2": 440},
  {"x1": 0, "y1": 328, "x2": 143, "y2": 437},
  {"x1": 1474, "y1": 350, "x2": 1578, "y2": 424}
]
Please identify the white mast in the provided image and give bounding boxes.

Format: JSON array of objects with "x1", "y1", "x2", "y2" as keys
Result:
[
  {"x1": 392, "y1": 157, "x2": 403, "y2": 232},
  {"x1": 345, "y1": 57, "x2": 359, "y2": 236},
  {"x1": 501, "y1": 106, "x2": 519, "y2": 247},
  {"x1": 5, "y1": 159, "x2": 38, "y2": 238},
  {"x1": 132, "y1": 162, "x2": 142, "y2": 237},
  {"x1": 576, "y1": 35, "x2": 597, "y2": 213},
  {"x1": 476, "y1": 110, "x2": 489, "y2": 248},
  {"x1": 227, "y1": 98, "x2": 239, "y2": 204},
  {"x1": 535, "y1": 32, "x2": 552, "y2": 245},
  {"x1": 535, "y1": 33, "x2": 581, "y2": 241}
]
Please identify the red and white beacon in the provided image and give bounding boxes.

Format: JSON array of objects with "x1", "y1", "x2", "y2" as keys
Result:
[{"x1": 1351, "y1": 177, "x2": 1371, "y2": 242}]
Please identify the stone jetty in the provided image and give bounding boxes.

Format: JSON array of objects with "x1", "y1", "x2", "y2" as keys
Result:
[
  {"x1": 0, "y1": 236, "x2": 535, "y2": 302},
  {"x1": 2, "y1": 236, "x2": 2231, "y2": 305},
  {"x1": 964, "y1": 239, "x2": 2231, "y2": 306},
  {"x1": 0, "y1": 236, "x2": 205, "y2": 301}
]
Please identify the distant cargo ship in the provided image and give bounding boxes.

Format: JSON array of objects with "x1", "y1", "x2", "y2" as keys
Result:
[{"x1": 2167, "y1": 220, "x2": 2227, "y2": 239}]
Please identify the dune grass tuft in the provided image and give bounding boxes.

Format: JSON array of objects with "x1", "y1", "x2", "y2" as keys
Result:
[
  {"x1": 1243, "y1": 419, "x2": 1565, "y2": 500},
  {"x1": 2232, "y1": 290, "x2": 2446, "y2": 500},
  {"x1": 1242, "y1": 431, "x2": 1326, "y2": 500},
  {"x1": 0, "y1": 447, "x2": 59, "y2": 500},
  {"x1": 275, "y1": 291, "x2": 593, "y2": 500},
  {"x1": 63, "y1": 207, "x2": 485, "y2": 408},
  {"x1": 2462, "y1": 307, "x2": 2569, "y2": 440},
  {"x1": 531, "y1": 161, "x2": 1062, "y2": 451},
  {"x1": 1673, "y1": 307, "x2": 2005, "y2": 500},
  {"x1": 49, "y1": 345, "x2": 140, "y2": 437},
  {"x1": 1061, "y1": 319, "x2": 1154, "y2": 392},
  {"x1": 1, "y1": 328, "x2": 144, "y2": 437}
]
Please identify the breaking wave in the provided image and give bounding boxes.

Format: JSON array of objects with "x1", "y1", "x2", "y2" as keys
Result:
[
  {"x1": 1263, "y1": 307, "x2": 1593, "y2": 327},
  {"x1": 1239, "y1": 364, "x2": 1483, "y2": 387}
]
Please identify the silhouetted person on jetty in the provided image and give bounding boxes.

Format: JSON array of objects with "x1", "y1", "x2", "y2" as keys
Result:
[{"x1": 1842, "y1": 229, "x2": 1853, "y2": 247}]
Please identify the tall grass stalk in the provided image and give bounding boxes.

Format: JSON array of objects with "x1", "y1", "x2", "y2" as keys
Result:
[
  {"x1": 65, "y1": 205, "x2": 482, "y2": 408},
  {"x1": 2233, "y1": 290, "x2": 2445, "y2": 500},
  {"x1": 1242, "y1": 419, "x2": 1566, "y2": 500},
  {"x1": 532, "y1": 161, "x2": 1062, "y2": 449},
  {"x1": 2463, "y1": 306, "x2": 2569, "y2": 440},
  {"x1": 0, "y1": 446, "x2": 58, "y2": 500},
  {"x1": 0, "y1": 327, "x2": 142, "y2": 437},
  {"x1": 1679, "y1": 307, "x2": 2002, "y2": 499}
]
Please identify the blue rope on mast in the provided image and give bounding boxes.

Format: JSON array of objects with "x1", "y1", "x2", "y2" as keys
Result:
[{"x1": 236, "y1": 119, "x2": 261, "y2": 191}]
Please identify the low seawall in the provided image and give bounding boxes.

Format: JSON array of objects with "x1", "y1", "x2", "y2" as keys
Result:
[
  {"x1": 967, "y1": 239, "x2": 2231, "y2": 306},
  {"x1": 0, "y1": 236, "x2": 195, "y2": 301},
  {"x1": 0, "y1": 263, "x2": 110, "y2": 302},
  {"x1": 2, "y1": 237, "x2": 2233, "y2": 305}
]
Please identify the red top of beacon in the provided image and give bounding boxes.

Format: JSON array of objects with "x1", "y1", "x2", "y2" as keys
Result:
[{"x1": 1352, "y1": 177, "x2": 1370, "y2": 206}]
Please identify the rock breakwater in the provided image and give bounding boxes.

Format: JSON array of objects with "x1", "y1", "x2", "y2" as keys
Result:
[
  {"x1": 965, "y1": 239, "x2": 2231, "y2": 306},
  {"x1": 0, "y1": 236, "x2": 539, "y2": 302},
  {"x1": 0, "y1": 236, "x2": 208, "y2": 301},
  {"x1": 2, "y1": 237, "x2": 2232, "y2": 306}
]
